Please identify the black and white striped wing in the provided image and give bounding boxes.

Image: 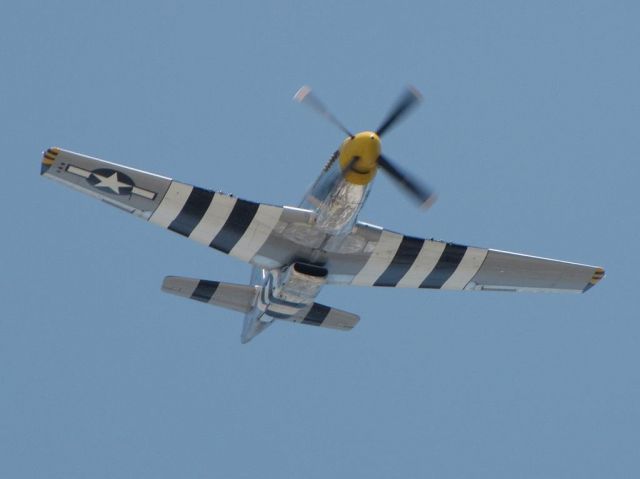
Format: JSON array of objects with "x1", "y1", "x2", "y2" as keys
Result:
[
  {"x1": 41, "y1": 148, "x2": 604, "y2": 294},
  {"x1": 324, "y1": 223, "x2": 604, "y2": 293},
  {"x1": 41, "y1": 148, "x2": 318, "y2": 268}
]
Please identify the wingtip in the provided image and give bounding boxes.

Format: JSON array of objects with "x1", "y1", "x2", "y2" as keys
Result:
[
  {"x1": 583, "y1": 267, "x2": 605, "y2": 293},
  {"x1": 40, "y1": 147, "x2": 60, "y2": 175}
]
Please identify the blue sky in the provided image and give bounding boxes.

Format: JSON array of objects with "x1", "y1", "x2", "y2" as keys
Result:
[{"x1": 2, "y1": 1, "x2": 639, "y2": 477}]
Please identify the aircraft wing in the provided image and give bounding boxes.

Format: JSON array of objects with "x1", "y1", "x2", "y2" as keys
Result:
[
  {"x1": 42, "y1": 148, "x2": 604, "y2": 293},
  {"x1": 41, "y1": 147, "x2": 320, "y2": 268},
  {"x1": 323, "y1": 223, "x2": 604, "y2": 293}
]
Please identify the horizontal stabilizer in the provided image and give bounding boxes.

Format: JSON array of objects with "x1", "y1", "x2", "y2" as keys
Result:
[
  {"x1": 162, "y1": 276, "x2": 258, "y2": 313},
  {"x1": 162, "y1": 276, "x2": 359, "y2": 331},
  {"x1": 287, "y1": 303, "x2": 360, "y2": 331}
]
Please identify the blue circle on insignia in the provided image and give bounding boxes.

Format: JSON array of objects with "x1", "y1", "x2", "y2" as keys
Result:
[{"x1": 87, "y1": 168, "x2": 135, "y2": 195}]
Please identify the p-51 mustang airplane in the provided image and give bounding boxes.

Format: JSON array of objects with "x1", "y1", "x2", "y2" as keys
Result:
[{"x1": 41, "y1": 86, "x2": 604, "y2": 343}]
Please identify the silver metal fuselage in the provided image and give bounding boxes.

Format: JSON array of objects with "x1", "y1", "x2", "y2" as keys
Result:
[
  {"x1": 242, "y1": 157, "x2": 373, "y2": 342},
  {"x1": 299, "y1": 154, "x2": 373, "y2": 236}
]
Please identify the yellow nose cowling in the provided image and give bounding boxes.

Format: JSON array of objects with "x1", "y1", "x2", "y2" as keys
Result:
[{"x1": 338, "y1": 131, "x2": 381, "y2": 185}]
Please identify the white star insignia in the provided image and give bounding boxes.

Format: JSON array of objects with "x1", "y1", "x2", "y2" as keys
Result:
[{"x1": 92, "y1": 172, "x2": 131, "y2": 194}]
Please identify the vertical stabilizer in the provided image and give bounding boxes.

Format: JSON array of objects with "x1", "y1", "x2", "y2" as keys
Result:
[{"x1": 240, "y1": 307, "x2": 273, "y2": 344}]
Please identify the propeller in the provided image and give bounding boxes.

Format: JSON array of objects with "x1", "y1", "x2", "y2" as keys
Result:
[
  {"x1": 376, "y1": 86, "x2": 422, "y2": 137},
  {"x1": 295, "y1": 85, "x2": 436, "y2": 209},
  {"x1": 294, "y1": 86, "x2": 353, "y2": 138},
  {"x1": 378, "y1": 154, "x2": 437, "y2": 209}
]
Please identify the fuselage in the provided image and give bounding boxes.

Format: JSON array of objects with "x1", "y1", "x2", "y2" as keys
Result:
[
  {"x1": 241, "y1": 132, "x2": 382, "y2": 342},
  {"x1": 300, "y1": 131, "x2": 381, "y2": 235}
]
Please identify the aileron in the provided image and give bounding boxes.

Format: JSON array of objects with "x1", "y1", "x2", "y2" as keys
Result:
[{"x1": 466, "y1": 249, "x2": 603, "y2": 293}]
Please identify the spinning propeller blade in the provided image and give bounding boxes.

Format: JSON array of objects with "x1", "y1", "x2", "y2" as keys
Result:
[
  {"x1": 376, "y1": 86, "x2": 422, "y2": 137},
  {"x1": 295, "y1": 85, "x2": 436, "y2": 210},
  {"x1": 294, "y1": 86, "x2": 353, "y2": 138},
  {"x1": 378, "y1": 154, "x2": 437, "y2": 209}
]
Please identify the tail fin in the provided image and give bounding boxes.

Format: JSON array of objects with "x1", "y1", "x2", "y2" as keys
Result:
[
  {"x1": 162, "y1": 276, "x2": 273, "y2": 343},
  {"x1": 240, "y1": 307, "x2": 272, "y2": 344}
]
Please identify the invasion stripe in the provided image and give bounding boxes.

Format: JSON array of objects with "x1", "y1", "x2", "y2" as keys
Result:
[
  {"x1": 302, "y1": 303, "x2": 331, "y2": 326},
  {"x1": 210, "y1": 199, "x2": 260, "y2": 254},
  {"x1": 229, "y1": 204, "x2": 283, "y2": 262},
  {"x1": 256, "y1": 285, "x2": 270, "y2": 312},
  {"x1": 149, "y1": 182, "x2": 193, "y2": 228},
  {"x1": 374, "y1": 236, "x2": 424, "y2": 287},
  {"x1": 442, "y1": 247, "x2": 488, "y2": 290},
  {"x1": 420, "y1": 243, "x2": 468, "y2": 289},
  {"x1": 396, "y1": 240, "x2": 447, "y2": 287},
  {"x1": 168, "y1": 187, "x2": 215, "y2": 237},
  {"x1": 188, "y1": 194, "x2": 237, "y2": 246},
  {"x1": 351, "y1": 230, "x2": 404, "y2": 286},
  {"x1": 190, "y1": 280, "x2": 219, "y2": 303}
]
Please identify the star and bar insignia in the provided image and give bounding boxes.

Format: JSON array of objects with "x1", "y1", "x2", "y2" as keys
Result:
[{"x1": 66, "y1": 165, "x2": 156, "y2": 200}]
